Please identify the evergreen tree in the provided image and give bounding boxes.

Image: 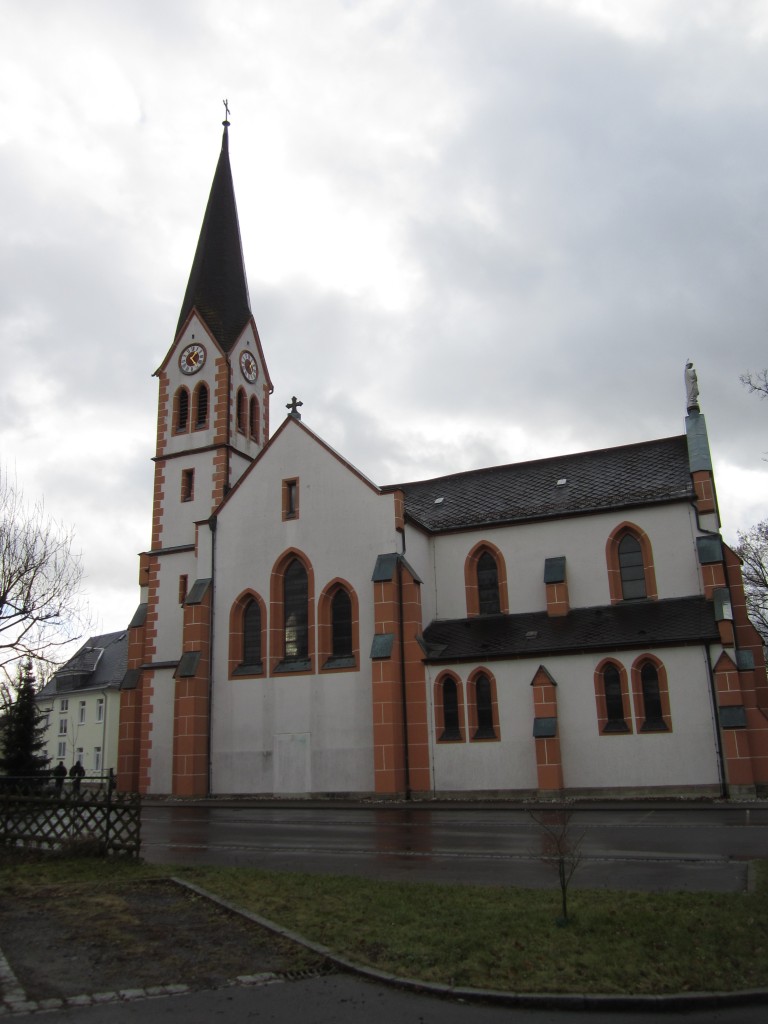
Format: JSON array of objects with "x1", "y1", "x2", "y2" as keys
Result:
[{"x1": 0, "y1": 661, "x2": 49, "y2": 779}]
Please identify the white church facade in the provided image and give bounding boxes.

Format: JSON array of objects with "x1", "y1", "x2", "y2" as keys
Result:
[{"x1": 117, "y1": 122, "x2": 768, "y2": 800}]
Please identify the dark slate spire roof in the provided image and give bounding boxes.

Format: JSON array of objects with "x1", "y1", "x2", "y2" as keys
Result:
[
  {"x1": 422, "y1": 596, "x2": 718, "y2": 663},
  {"x1": 176, "y1": 123, "x2": 252, "y2": 352},
  {"x1": 393, "y1": 435, "x2": 693, "y2": 533}
]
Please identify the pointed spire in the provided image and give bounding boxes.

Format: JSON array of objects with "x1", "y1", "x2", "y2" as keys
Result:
[{"x1": 176, "y1": 113, "x2": 252, "y2": 352}]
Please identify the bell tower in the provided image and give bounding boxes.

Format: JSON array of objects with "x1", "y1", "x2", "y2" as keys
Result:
[{"x1": 118, "y1": 116, "x2": 271, "y2": 795}]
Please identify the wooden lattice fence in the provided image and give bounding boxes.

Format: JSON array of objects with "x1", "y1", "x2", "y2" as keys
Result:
[{"x1": 0, "y1": 782, "x2": 141, "y2": 858}]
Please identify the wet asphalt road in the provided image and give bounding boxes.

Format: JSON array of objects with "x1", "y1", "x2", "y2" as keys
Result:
[{"x1": 140, "y1": 801, "x2": 768, "y2": 892}]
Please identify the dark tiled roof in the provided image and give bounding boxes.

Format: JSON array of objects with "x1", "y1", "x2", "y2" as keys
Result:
[
  {"x1": 176, "y1": 126, "x2": 252, "y2": 353},
  {"x1": 422, "y1": 596, "x2": 718, "y2": 663},
  {"x1": 395, "y1": 436, "x2": 692, "y2": 532},
  {"x1": 39, "y1": 631, "x2": 128, "y2": 696}
]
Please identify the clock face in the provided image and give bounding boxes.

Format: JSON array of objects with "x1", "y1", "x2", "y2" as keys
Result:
[
  {"x1": 239, "y1": 351, "x2": 259, "y2": 383},
  {"x1": 179, "y1": 343, "x2": 206, "y2": 375}
]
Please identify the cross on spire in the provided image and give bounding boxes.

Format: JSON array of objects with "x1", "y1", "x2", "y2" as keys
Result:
[
  {"x1": 222, "y1": 98, "x2": 230, "y2": 127},
  {"x1": 287, "y1": 396, "x2": 303, "y2": 420}
]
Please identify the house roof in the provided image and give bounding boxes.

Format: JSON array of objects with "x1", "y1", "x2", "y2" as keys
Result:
[
  {"x1": 394, "y1": 435, "x2": 693, "y2": 533},
  {"x1": 175, "y1": 123, "x2": 252, "y2": 353},
  {"x1": 422, "y1": 596, "x2": 718, "y2": 663},
  {"x1": 38, "y1": 631, "x2": 128, "y2": 697}
]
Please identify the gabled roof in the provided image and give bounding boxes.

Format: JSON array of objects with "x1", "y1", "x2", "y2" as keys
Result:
[
  {"x1": 215, "y1": 413, "x2": 381, "y2": 515},
  {"x1": 38, "y1": 631, "x2": 128, "y2": 697},
  {"x1": 175, "y1": 123, "x2": 252, "y2": 353},
  {"x1": 393, "y1": 435, "x2": 692, "y2": 533},
  {"x1": 422, "y1": 596, "x2": 718, "y2": 663}
]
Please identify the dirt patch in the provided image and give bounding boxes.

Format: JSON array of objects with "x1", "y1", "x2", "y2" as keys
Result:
[{"x1": 0, "y1": 878, "x2": 324, "y2": 1001}]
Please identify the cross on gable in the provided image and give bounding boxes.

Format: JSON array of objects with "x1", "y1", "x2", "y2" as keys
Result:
[{"x1": 287, "y1": 396, "x2": 303, "y2": 420}]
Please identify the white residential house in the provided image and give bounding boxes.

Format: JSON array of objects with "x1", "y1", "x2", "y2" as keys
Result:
[{"x1": 37, "y1": 631, "x2": 126, "y2": 779}]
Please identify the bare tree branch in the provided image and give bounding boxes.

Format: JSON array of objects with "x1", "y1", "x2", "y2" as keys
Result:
[
  {"x1": 0, "y1": 467, "x2": 91, "y2": 692},
  {"x1": 740, "y1": 369, "x2": 768, "y2": 398},
  {"x1": 529, "y1": 801, "x2": 584, "y2": 923},
  {"x1": 735, "y1": 519, "x2": 768, "y2": 645}
]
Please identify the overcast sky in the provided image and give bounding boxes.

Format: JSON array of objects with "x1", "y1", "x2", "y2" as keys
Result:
[{"x1": 2, "y1": 0, "x2": 768, "y2": 647}]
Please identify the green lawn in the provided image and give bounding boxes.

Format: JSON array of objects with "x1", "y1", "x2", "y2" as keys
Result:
[{"x1": 2, "y1": 854, "x2": 766, "y2": 995}]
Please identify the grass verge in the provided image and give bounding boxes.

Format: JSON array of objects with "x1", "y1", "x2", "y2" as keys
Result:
[{"x1": 2, "y1": 854, "x2": 767, "y2": 996}]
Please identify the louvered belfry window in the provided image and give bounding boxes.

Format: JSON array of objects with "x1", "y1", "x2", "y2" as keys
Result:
[
  {"x1": 284, "y1": 559, "x2": 308, "y2": 661},
  {"x1": 477, "y1": 551, "x2": 501, "y2": 614},
  {"x1": 195, "y1": 383, "x2": 208, "y2": 429},
  {"x1": 176, "y1": 389, "x2": 189, "y2": 432}
]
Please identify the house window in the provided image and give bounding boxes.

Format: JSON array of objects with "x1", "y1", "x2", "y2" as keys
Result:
[
  {"x1": 606, "y1": 523, "x2": 658, "y2": 604},
  {"x1": 58, "y1": 718, "x2": 68, "y2": 736},
  {"x1": 181, "y1": 468, "x2": 194, "y2": 502},
  {"x1": 78, "y1": 701, "x2": 86, "y2": 725},
  {"x1": 435, "y1": 674, "x2": 465, "y2": 742},
  {"x1": 76, "y1": 748, "x2": 84, "y2": 766},
  {"x1": 284, "y1": 559, "x2": 309, "y2": 662},
  {"x1": 236, "y1": 387, "x2": 247, "y2": 434},
  {"x1": 96, "y1": 698, "x2": 105, "y2": 724},
  {"x1": 57, "y1": 741, "x2": 67, "y2": 759},
  {"x1": 467, "y1": 670, "x2": 500, "y2": 740},
  {"x1": 194, "y1": 382, "x2": 209, "y2": 430},
  {"x1": 282, "y1": 478, "x2": 299, "y2": 520},
  {"x1": 249, "y1": 396, "x2": 260, "y2": 441},
  {"x1": 179, "y1": 575, "x2": 188, "y2": 605},
  {"x1": 477, "y1": 552, "x2": 501, "y2": 615},
  {"x1": 174, "y1": 387, "x2": 190, "y2": 433},
  {"x1": 60, "y1": 699, "x2": 69, "y2": 712},
  {"x1": 93, "y1": 747, "x2": 102, "y2": 771}
]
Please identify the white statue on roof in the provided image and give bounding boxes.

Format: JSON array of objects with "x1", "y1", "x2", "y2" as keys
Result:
[{"x1": 685, "y1": 360, "x2": 700, "y2": 412}]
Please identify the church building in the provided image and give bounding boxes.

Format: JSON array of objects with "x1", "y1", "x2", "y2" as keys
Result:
[{"x1": 117, "y1": 121, "x2": 768, "y2": 800}]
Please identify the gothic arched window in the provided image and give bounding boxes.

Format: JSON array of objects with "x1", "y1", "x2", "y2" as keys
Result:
[
  {"x1": 477, "y1": 551, "x2": 501, "y2": 615},
  {"x1": 284, "y1": 559, "x2": 309, "y2": 663}
]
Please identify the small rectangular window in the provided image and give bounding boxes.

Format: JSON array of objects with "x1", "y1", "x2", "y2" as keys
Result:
[
  {"x1": 179, "y1": 574, "x2": 188, "y2": 605},
  {"x1": 60, "y1": 699, "x2": 69, "y2": 712},
  {"x1": 96, "y1": 698, "x2": 105, "y2": 723},
  {"x1": 93, "y1": 747, "x2": 102, "y2": 771},
  {"x1": 181, "y1": 468, "x2": 194, "y2": 502},
  {"x1": 76, "y1": 748, "x2": 84, "y2": 766},
  {"x1": 57, "y1": 741, "x2": 67, "y2": 759},
  {"x1": 282, "y1": 478, "x2": 299, "y2": 520},
  {"x1": 59, "y1": 718, "x2": 68, "y2": 736},
  {"x1": 78, "y1": 701, "x2": 86, "y2": 725}
]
